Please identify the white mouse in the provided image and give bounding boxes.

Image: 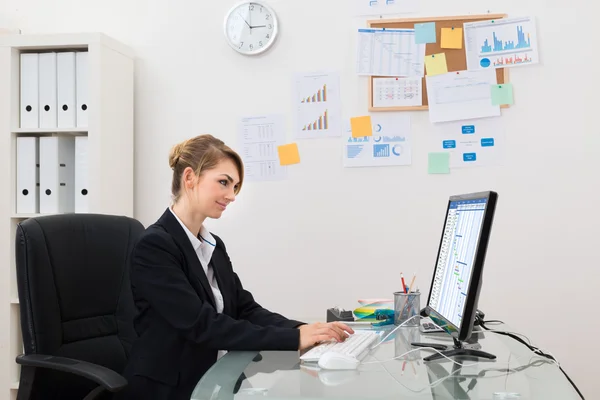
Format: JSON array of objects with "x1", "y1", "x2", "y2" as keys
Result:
[{"x1": 318, "y1": 352, "x2": 360, "y2": 370}]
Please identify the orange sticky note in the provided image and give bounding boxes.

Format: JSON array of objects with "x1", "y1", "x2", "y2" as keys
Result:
[
  {"x1": 441, "y1": 27, "x2": 463, "y2": 49},
  {"x1": 425, "y1": 53, "x2": 448, "y2": 76},
  {"x1": 277, "y1": 143, "x2": 300, "y2": 166},
  {"x1": 350, "y1": 116, "x2": 373, "y2": 138}
]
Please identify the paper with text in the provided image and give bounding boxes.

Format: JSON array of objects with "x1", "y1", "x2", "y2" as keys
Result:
[
  {"x1": 343, "y1": 114, "x2": 412, "y2": 168},
  {"x1": 431, "y1": 118, "x2": 505, "y2": 168},
  {"x1": 373, "y1": 77, "x2": 422, "y2": 107},
  {"x1": 357, "y1": 29, "x2": 425, "y2": 77},
  {"x1": 238, "y1": 115, "x2": 287, "y2": 181},
  {"x1": 354, "y1": 0, "x2": 419, "y2": 16},
  {"x1": 425, "y1": 69, "x2": 500, "y2": 123}
]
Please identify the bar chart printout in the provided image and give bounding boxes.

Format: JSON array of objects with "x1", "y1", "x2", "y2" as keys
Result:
[
  {"x1": 429, "y1": 199, "x2": 486, "y2": 327},
  {"x1": 294, "y1": 72, "x2": 342, "y2": 139},
  {"x1": 464, "y1": 16, "x2": 539, "y2": 71}
]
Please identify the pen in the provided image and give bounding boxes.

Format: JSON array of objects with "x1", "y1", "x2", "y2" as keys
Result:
[
  {"x1": 407, "y1": 273, "x2": 416, "y2": 294},
  {"x1": 401, "y1": 273, "x2": 408, "y2": 294}
]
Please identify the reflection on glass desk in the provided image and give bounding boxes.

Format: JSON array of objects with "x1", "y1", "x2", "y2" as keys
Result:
[{"x1": 191, "y1": 324, "x2": 581, "y2": 400}]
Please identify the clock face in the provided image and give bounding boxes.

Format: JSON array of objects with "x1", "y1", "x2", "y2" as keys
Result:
[{"x1": 224, "y1": 2, "x2": 278, "y2": 55}]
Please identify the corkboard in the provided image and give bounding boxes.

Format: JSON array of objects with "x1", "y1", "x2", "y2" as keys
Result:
[{"x1": 367, "y1": 14, "x2": 509, "y2": 111}]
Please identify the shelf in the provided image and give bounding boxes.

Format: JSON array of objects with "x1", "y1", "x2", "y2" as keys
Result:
[
  {"x1": 10, "y1": 381, "x2": 18, "y2": 390},
  {"x1": 12, "y1": 127, "x2": 87, "y2": 135},
  {"x1": 10, "y1": 298, "x2": 19, "y2": 304}
]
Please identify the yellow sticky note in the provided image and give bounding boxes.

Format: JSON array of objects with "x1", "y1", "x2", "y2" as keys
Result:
[
  {"x1": 441, "y1": 27, "x2": 463, "y2": 49},
  {"x1": 350, "y1": 116, "x2": 373, "y2": 138},
  {"x1": 277, "y1": 143, "x2": 300, "y2": 166},
  {"x1": 425, "y1": 53, "x2": 448, "y2": 76}
]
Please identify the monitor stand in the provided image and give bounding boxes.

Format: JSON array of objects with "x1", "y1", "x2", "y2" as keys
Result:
[{"x1": 411, "y1": 336, "x2": 496, "y2": 362}]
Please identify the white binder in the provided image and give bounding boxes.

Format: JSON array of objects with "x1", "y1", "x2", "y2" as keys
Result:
[
  {"x1": 57, "y1": 52, "x2": 77, "y2": 128},
  {"x1": 38, "y1": 52, "x2": 58, "y2": 129},
  {"x1": 16, "y1": 137, "x2": 39, "y2": 214},
  {"x1": 39, "y1": 136, "x2": 75, "y2": 214},
  {"x1": 20, "y1": 53, "x2": 39, "y2": 129},
  {"x1": 74, "y1": 136, "x2": 89, "y2": 213},
  {"x1": 76, "y1": 52, "x2": 89, "y2": 128}
]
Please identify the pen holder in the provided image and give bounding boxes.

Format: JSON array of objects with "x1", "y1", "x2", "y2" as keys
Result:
[{"x1": 394, "y1": 291, "x2": 420, "y2": 327}]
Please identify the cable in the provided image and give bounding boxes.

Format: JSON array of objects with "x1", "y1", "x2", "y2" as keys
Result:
[
  {"x1": 361, "y1": 346, "x2": 481, "y2": 368},
  {"x1": 480, "y1": 321, "x2": 585, "y2": 399}
]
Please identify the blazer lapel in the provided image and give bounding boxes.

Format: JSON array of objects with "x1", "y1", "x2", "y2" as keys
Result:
[
  {"x1": 158, "y1": 209, "x2": 216, "y2": 308},
  {"x1": 209, "y1": 247, "x2": 233, "y2": 316}
]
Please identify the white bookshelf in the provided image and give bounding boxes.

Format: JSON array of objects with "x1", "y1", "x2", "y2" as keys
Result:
[{"x1": 0, "y1": 32, "x2": 135, "y2": 399}]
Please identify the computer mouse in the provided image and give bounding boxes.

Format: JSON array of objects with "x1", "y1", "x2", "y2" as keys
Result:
[
  {"x1": 318, "y1": 369, "x2": 360, "y2": 386},
  {"x1": 318, "y1": 352, "x2": 360, "y2": 370}
]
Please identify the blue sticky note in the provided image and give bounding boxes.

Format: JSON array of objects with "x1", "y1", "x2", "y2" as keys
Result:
[{"x1": 415, "y1": 22, "x2": 436, "y2": 44}]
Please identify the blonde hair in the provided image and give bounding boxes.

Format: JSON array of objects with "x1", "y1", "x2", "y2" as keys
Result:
[{"x1": 169, "y1": 134, "x2": 244, "y2": 202}]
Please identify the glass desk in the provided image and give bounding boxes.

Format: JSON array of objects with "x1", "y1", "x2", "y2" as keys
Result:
[{"x1": 191, "y1": 324, "x2": 581, "y2": 400}]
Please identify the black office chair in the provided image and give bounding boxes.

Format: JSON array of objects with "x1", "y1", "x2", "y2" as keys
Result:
[{"x1": 14, "y1": 213, "x2": 145, "y2": 400}]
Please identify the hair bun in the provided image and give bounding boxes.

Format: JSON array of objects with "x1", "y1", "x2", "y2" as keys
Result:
[{"x1": 169, "y1": 143, "x2": 183, "y2": 170}]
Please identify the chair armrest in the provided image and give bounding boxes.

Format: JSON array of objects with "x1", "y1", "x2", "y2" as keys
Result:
[{"x1": 16, "y1": 354, "x2": 127, "y2": 392}]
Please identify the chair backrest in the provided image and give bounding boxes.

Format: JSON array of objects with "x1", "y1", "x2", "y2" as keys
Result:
[{"x1": 15, "y1": 213, "x2": 145, "y2": 399}]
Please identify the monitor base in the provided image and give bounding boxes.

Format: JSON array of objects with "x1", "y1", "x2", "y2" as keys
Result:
[{"x1": 412, "y1": 337, "x2": 496, "y2": 362}]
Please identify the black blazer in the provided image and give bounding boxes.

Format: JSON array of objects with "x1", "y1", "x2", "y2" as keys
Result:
[{"x1": 118, "y1": 209, "x2": 304, "y2": 400}]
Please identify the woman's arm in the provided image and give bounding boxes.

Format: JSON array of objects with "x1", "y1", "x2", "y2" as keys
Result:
[{"x1": 131, "y1": 230, "x2": 301, "y2": 351}]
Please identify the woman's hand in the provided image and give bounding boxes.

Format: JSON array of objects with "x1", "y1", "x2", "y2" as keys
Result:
[{"x1": 298, "y1": 322, "x2": 355, "y2": 350}]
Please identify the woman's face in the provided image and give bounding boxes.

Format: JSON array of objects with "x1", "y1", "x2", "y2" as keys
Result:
[{"x1": 184, "y1": 158, "x2": 240, "y2": 219}]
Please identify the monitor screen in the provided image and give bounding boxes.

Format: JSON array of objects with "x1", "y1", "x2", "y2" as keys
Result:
[{"x1": 428, "y1": 197, "x2": 488, "y2": 329}]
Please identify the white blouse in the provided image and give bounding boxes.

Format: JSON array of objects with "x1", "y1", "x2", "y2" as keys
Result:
[{"x1": 169, "y1": 207, "x2": 226, "y2": 359}]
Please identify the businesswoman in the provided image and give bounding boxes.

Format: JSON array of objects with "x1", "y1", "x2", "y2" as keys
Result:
[{"x1": 118, "y1": 134, "x2": 353, "y2": 399}]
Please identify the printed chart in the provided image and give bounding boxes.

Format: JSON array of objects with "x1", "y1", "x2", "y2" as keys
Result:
[
  {"x1": 294, "y1": 72, "x2": 342, "y2": 139},
  {"x1": 464, "y1": 16, "x2": 539, "y2": 70}
]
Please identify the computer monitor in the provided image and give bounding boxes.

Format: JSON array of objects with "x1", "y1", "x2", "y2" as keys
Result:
[{"x1": 412, "y1": 191, "x2": 498, "y2": 362}]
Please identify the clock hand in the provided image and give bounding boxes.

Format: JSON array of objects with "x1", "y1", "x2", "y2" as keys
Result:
[
  {"x1": 237, "y1": 12, "x2": 251, "y2": 29},
  {"x1": 250, "y1": 25, "x2": 266, "y2": 28}
]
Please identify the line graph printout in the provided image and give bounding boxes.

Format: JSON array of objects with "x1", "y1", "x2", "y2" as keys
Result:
[
  {"x1": 357, "y1": 28, "x2": 425, "y2": 77},
  {"x1": 425, "y1": 69, "x2": 500, "y2": 123},
  {"x1": 464, "y1": 16, "x2": 539, "y2": 71},
  {"x1": 373, "y1": 77, "x2": 422, "y2": 107},
  {"x1": 429, "y1": 198, "x2": 486, "y2": 327}
]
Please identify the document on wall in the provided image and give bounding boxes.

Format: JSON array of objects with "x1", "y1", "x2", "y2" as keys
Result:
[
  {"x1": 357, "y1": 29, "x2": 425, "y2": 77},
  {"x1": 354, "y1": 0, "x2": 419, "y2": 16},
  {"x1": 426, "y1": 69, "x2": 500, "y2": 123},
  {"x1": 431, "y1": 118, "x2": 505, "y2": 168},
  {"x1": 293, "y1": 71, "x2": 342, "y2": 139},
  {"x1": 373, "y1": 77, "x2": 422, "y2": 107},
  {"x1": 343, "y1": 114, "x2": 412, "y2": 167},
  {"x1": 464, "y1": 16, "x2": 539, "y2": 71},
  {"x1": 238, "y1": 115, "x2": 287, "y2": 181}
]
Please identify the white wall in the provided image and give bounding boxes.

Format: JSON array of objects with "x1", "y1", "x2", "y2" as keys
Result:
[{"x1": 1, "y1": 0, "x2": 597, "y2": 397}]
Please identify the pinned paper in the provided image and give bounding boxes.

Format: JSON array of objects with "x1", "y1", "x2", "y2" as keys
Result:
[
  {"x1": 428, "y1": 152, "x2": 450, "y2": 174},
  {"x1": 277, "y1": 143, "x2": 301, "y2": 166},
  {"x1": 441, "y1": 27, "x2": 463, "y2": 49},
  {"x1": 415, "y1": 22, "x2": 436, "y2": 44},
  {"x1": 490, "y1": 83, "x2": 514, "y2": 105},
  {"x1": 350, "y1": 116, "x2": 373, "y2": 138},
  {"x1": 425, "y1": 53, "x2": 448, "y2": 76}
]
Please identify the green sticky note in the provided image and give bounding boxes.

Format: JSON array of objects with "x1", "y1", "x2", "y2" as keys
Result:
[
  {"x1": 428, "y1": 152, "x2": 450, "y2": 174},
  {"x1": 490, "y1": 83, "x2": 514, "y2": 105}
]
